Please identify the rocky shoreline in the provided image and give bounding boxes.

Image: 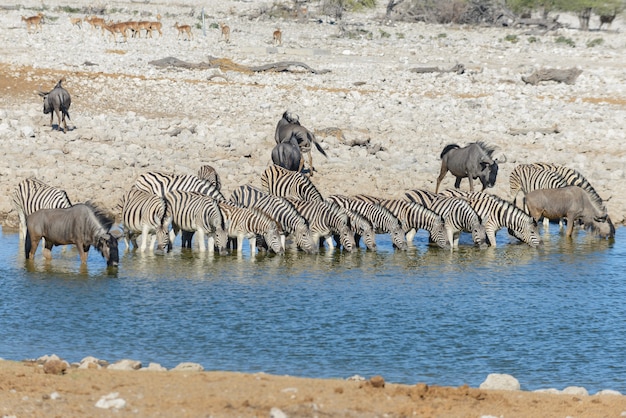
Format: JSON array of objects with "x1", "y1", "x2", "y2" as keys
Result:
[{"x1": 1, "y1": 1, "x2": 625, "y2": 231}]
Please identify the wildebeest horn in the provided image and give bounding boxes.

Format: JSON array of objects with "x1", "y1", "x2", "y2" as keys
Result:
[
  {"x1": 594, "y1": 215, "x2": 608, "y2": 222},
  {"x1": 495, "y1": 154, "x2": 507, "y2": 163}
]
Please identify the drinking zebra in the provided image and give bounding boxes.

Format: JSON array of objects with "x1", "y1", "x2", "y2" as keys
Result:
[
  {"x1": 217, "y1": 201, "x2": 284, "y2": 255},
  {"x1": 509, "y1": 164, "x2": 569, "y2": 209},
  {"x1": 164, "y1": 190, "x2": 228, "y2": 253},
  {"x1": 197, "y1": 165, "x2": 221, "y2": 191},
  {"x1": 330, "y1": 203, "x2": 377, "y2": 250},
  {"x1": 134, "y1": 171, "x2": 226, "y2": 202},
  {"x1": 229, "y1": 184, "x2": 317, "y2": 253},
  {"x1": 288, "y1": 199, "x2": 356, "y2": 252},
  {"x1": 441, "y1": 190, "x2": 542, "y2": 248},
  {"x1": 12, "y1": 177, "x2": 73, "y2": 240},
  {"x1": 261, "y1": 164, "x2": 323, "y2": 202},
  {"x1": 402, "y1": 189, "x2": 488, "y2": 248},
  {"x1": 119, "y1": 187, "x2": 171, "y2": 253},
  {"x1": 326, "y1": 195, "x2": 408, "y2": 250}
]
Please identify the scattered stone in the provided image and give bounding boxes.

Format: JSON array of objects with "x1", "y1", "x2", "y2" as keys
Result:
[
  {"x1": 108, "y1": 359, "x2": 142, "y2": 371},
  {"x1": 140, "y1": 362, "x2": 168, "y2": 372},
  {"x1": 95, "y1": 392, "x2": 126, "y2": 409},
  {"x1": 479, "y1": 374, "x2": 520, "y2": 391},
  {"x1": 270, "y1": 407, "x2": 288, "y2": 418},
  {"x1": 171, "y1": 362, "x2": 204, "y2": 372},
  {"x1": 369, "y1": 375, "x2": 385, "y2": 388},
  {"x1": 596, "y1": 389, "x2": 622, "y2": 396},
  {"x1": 43, "y1": 359, "x2": 68, "y2": 375},
  {"x1": 562, "y1": 386, "x2": 589, "y2": 396},
  {"x1": 346, "y1": 375, "x2": 366, "y2": 381}
]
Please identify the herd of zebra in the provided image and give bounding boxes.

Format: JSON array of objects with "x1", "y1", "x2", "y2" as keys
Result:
[{"x1": 10, "y1": 160, "x2": 615, "y2": 266}]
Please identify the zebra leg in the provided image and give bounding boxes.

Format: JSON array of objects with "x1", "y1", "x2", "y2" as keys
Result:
[
  {"x1": 325, "y1": 236, "x2": 335, "y2": 249},
  {"x1": 237, "y1": 234, "x2": 244, "y2": 254},
  {"x1": 249, "y1": 236, "x2": 257, "y2": 254},
  {"x1": 140, "y1": 225, "x2": 150, "y2": 252},
  {"x1": 196, "y1": 230, "x2": 206, "y2": 251},
  {"x1": 207, "y1": 235, "x2": 215, "y2": 253},
  {"x1": 542, "y1": 217, "x2": 550, "y2": 230},
  {"x1": 18, "y1": 212, "x2": 27, "y2": 240},
  {"x1": 486, "y1": 227, "x2": 497, "y2": 248},
  {"x1": 452, "y1": 231, "x2": 461, "y2": 249},
  {"x1": 405, "y1": 228, "x2": 416, "y2": 244}
]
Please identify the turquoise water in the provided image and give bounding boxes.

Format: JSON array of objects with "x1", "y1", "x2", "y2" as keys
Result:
[{"x1": 1, "y1": 226, "x2": 624, "y2": 393}]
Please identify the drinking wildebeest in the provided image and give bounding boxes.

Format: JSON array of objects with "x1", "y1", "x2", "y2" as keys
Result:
[
  {"x1": 435, "y1": 142, "x2": 504, "y2": 194},
  {"x1": 271, "y1": 137, "x2": 303, "y2": 172},
  {"x1": 275, "y1": 111, "x2": 327, "y2": 176},
  {"x1": 38, "y1": 78, "x2": 71, "y2": 133},
  {"x1": 524, "y1": 186, "x2": 615, "y2": 239},
  {"x1": 25, "y1": 202, "x2": 120, "y2": 266}
]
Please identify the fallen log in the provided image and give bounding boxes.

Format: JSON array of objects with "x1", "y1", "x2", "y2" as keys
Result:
[
  {"x1": 410, "y1": 63, "x2": 465, "y2": 75},
  {"x1": 508, "y1": 124, "x2": 560, "y2": 135},
  {"x1": 522, "y1": 68, "x2": 582, "y2": 85},
  {"x1": 248, "y1": 61, "x2": 331, "y2": 74},
  {"x1": 148, "y1": 56, "x2": 330, "y2": 75}
]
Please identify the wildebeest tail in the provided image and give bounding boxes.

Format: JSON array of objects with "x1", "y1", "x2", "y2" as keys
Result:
[
  {"x1": 440, "y1": 144, "x2": 459, "y2": 159},
  {"x1": 310, "y1": 132, "x2": 327, "y2": 157}
]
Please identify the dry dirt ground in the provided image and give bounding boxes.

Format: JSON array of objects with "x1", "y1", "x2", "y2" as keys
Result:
[{"x1": 2, "y1": 360, "x2": 626, "y2": 417}]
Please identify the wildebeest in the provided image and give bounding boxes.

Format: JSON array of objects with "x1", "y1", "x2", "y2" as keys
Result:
[
  {"x1": 38, "y1": 78, "x2": 71, "y2": 133},
  {"x1": 275, "y1": 111, "x2": 327, "y2": 176},
  {"x1": 271, "y1": 137, "x2": 303, "y2": 172},
  {"x1": 25, "y1": 202, "x2": 120, "y2": 266},
  {"x1": 435, "y1": 142, "x2": 504, "y2": 194},
  {"x1": 524, "y1": 186, "x2": 615, "y2": 239}
]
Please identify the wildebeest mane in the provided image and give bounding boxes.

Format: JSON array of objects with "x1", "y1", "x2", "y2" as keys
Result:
[
  {"x1": 440, "y1": 144, "x2": 459, "y2": 159},
  {"x1": 84, "y1": 200, "x2": 114, "y2": 232}
]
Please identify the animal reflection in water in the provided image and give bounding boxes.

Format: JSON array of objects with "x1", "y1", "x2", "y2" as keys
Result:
[{"x1": 25, "y1": 202, "x2": 120, "y2": 267}]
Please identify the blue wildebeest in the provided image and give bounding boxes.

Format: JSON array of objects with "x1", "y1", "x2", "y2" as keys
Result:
[
  {"x1": 38, "y1": 78, "x2": 71, "y2": 133},
  {"x1": 271, "y1": 137, "x2": 303, "y2": 172},
  {"x1": 275, "y1": 111, "x2": 327, "y2": 176},
  {"x1": 524, "y1": 186, "x2": 615, "y2": 239},
  {"x1": 25, "y1": 202, "x2": 119, "y2": 266},
  {"x1": 435, "y1": 142, "x2": 505, "y2": 194}
]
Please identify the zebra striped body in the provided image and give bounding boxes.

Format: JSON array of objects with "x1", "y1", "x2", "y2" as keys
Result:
[
  {"x1": 509, "y1": 164, "x2": 569, "y2": 206},
  {"x1": 404, "y1": 189, "x2": 487, "y2": 248},
  {"x1": 351, "y1": 194, "x2": 449, "y2": 248},
  {"x1": 261, "y1": 164, "x2": 323, "y2": 201},
  {"x1": 289, "y1": 199, "x2": 356, "y2": 252},
  {"x1": 12, "y1": 178, "x2": 73, "y2": 240},
  {"x1": 119, "y1": 187, "x2": 171, "y2": 252},
  {"x1": 229, "y1": 184, "x2": 317, "y2": 253},
  {"x1": 327, "y1": 195, "x2": 408, "y2": 250},
  {"x1": 441, "y1": 190, "x2": 541, "y2": 248},
  {"x1": 218, "y1": 201, "x2": 284, "y2": 255},
  {"x1": 134, "y1": 171, "x2": 226, "y2": 202},
  {"x1": 164, "y1": 190, "x2": 228, "y2": 253},
  {"x1": 197, "y1": 165, "x2": 221, "y2": 191}
]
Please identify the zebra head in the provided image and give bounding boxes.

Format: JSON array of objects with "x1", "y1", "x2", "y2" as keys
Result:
[
  {"x1": 337, "y1": 225, "x2": 356, "y2": 252},
  {"x1": 264, "y1": 225, "x2": 284, "y2": 255},
  {"x1": 390, "y1": 226, "x2": 408, "y2": 251},
  {"x1": 294, "y1": 224, "x2": 317, "y2": 254},
  {"x1": 214, "y1": 227, "x2": 230, "y2": 255},
  {"x1": 471, "y1": 222, "x2": 489, "y2": 248}
]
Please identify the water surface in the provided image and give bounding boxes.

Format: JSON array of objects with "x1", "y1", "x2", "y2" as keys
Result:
[{"x1": 1, "y1": 226, "x2": 624, "y2": 393}]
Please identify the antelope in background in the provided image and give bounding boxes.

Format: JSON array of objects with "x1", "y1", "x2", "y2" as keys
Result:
[
  {"x1": 599, "y1": 13, "x2": 617, "y2": 30},
  {"x1": 102, "y1": 21, "x2": 130, "y2": 42},
  {"x1": 174, "y1": 22, "x2": 193, "y2": 40},
  {"x1": 21, "y1": 13, "x2": 44, "y2": 33},
  {"x1": 69, "y1": 17, "x2": 82, "y2": 29},
  {"x1": 219, "y1": 22, "x2": 230, "y2": 43},
  {"x1": 273, "y1": 28, "x2": 282, "y2": 46}
]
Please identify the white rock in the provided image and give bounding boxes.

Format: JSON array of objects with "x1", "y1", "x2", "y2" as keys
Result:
[
  {"x1": 108, "y1": 359, "x2": 142, "y2": 371},
  {"x1": 95, "y1": 392, "x2": 126, "y2": 409},
  {"x1": 479, "y1": 373, "x2": 520, "y2": 391},
  {"x1": 562, "y1": 386, "x2": 589, "y2": 396},
  {"x1": 172, "y1": 362, "x2": 204, "y2": 372},
  {"x1": 270, "y1": 407, "x2": 288, "y2": 418}
]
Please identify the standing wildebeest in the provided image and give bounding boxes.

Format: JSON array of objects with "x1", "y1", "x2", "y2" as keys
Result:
[
  {"x1": 435, "y1": 142, "x2": 504, "y2": 194},
  {"x1": 524, "y1": 186, "x2": 615, "y2": 239},
  {"x1": 271, "y1": 137, "x2": 303, "y2": 172},
  {"x1": 25, "y1": 202, "x2": 119, "y2": 266},
  {"x1": 38, "y1": 78, "x2": 71, "y2": 133},
  {"x1": 275, "y1": 111, "x2": 327, "y2": 176}
]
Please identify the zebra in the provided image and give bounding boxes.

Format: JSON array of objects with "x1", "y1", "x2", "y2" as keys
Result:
[
  {"x1": 288, "y1": 199, "x2": 356, "y2": 252},
  {"x1": 229, "y1": 184, "x2": 317, "y2": 253},
  {"x1": 509, "y1": 164, "x2": 569, "y2": 208},
  {"x1": 328, "y1": 202, "x2": 377, "y2": 250},
  {"x1": 353, "y1": 195, "x2": 450, "y2": 249},
  {"x1": 163, "y1": 190, "x2": 228, "y2": 253},
  {"x1": 118, "y1": 186, "x2": 171, "y2": 253},
  {"x1": 12, "y1": 177, "x2": 73, "y2": 240},
  {"x1": 440, "y1": 190, "x2": 542, "y2": 248},
  {"x1": 217, "y1": 201, "x2": 284, "y2": 255},
  {"x1": 261, "y1": 164, "x2": 324, "y2": 202},
  {"x1": 197, "y1": 165, "x2": 221, "y2": 191},
  {"x1": 134, "y1": 171, "x2": 226, "y2": 202},
  {"x1": 326, "y1": 195, "x2": 408, "y2": 250},
  {"x1": 403, "y1": 189, "x2": 488, "y2": 248}
]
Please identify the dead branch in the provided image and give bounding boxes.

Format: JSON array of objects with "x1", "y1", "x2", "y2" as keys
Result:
[
  {"x1": 410, "y1": 63, "x2": 465, "y2": 75},
  {"x1": 522, "y1": 68, "x2": 582, "y2": 85},
  {"x1": 248, "y1": 61, "x2": 331, "y2": 74},
  {"x1": 148, "y1": 57, "x2": 216, "y2": 69},
  {"x1": 207, "y1": 74, "x2": 229, "y2": 82},
  {"x1": 508, "y1": 124, "x2": 560, "y2": 135}
]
